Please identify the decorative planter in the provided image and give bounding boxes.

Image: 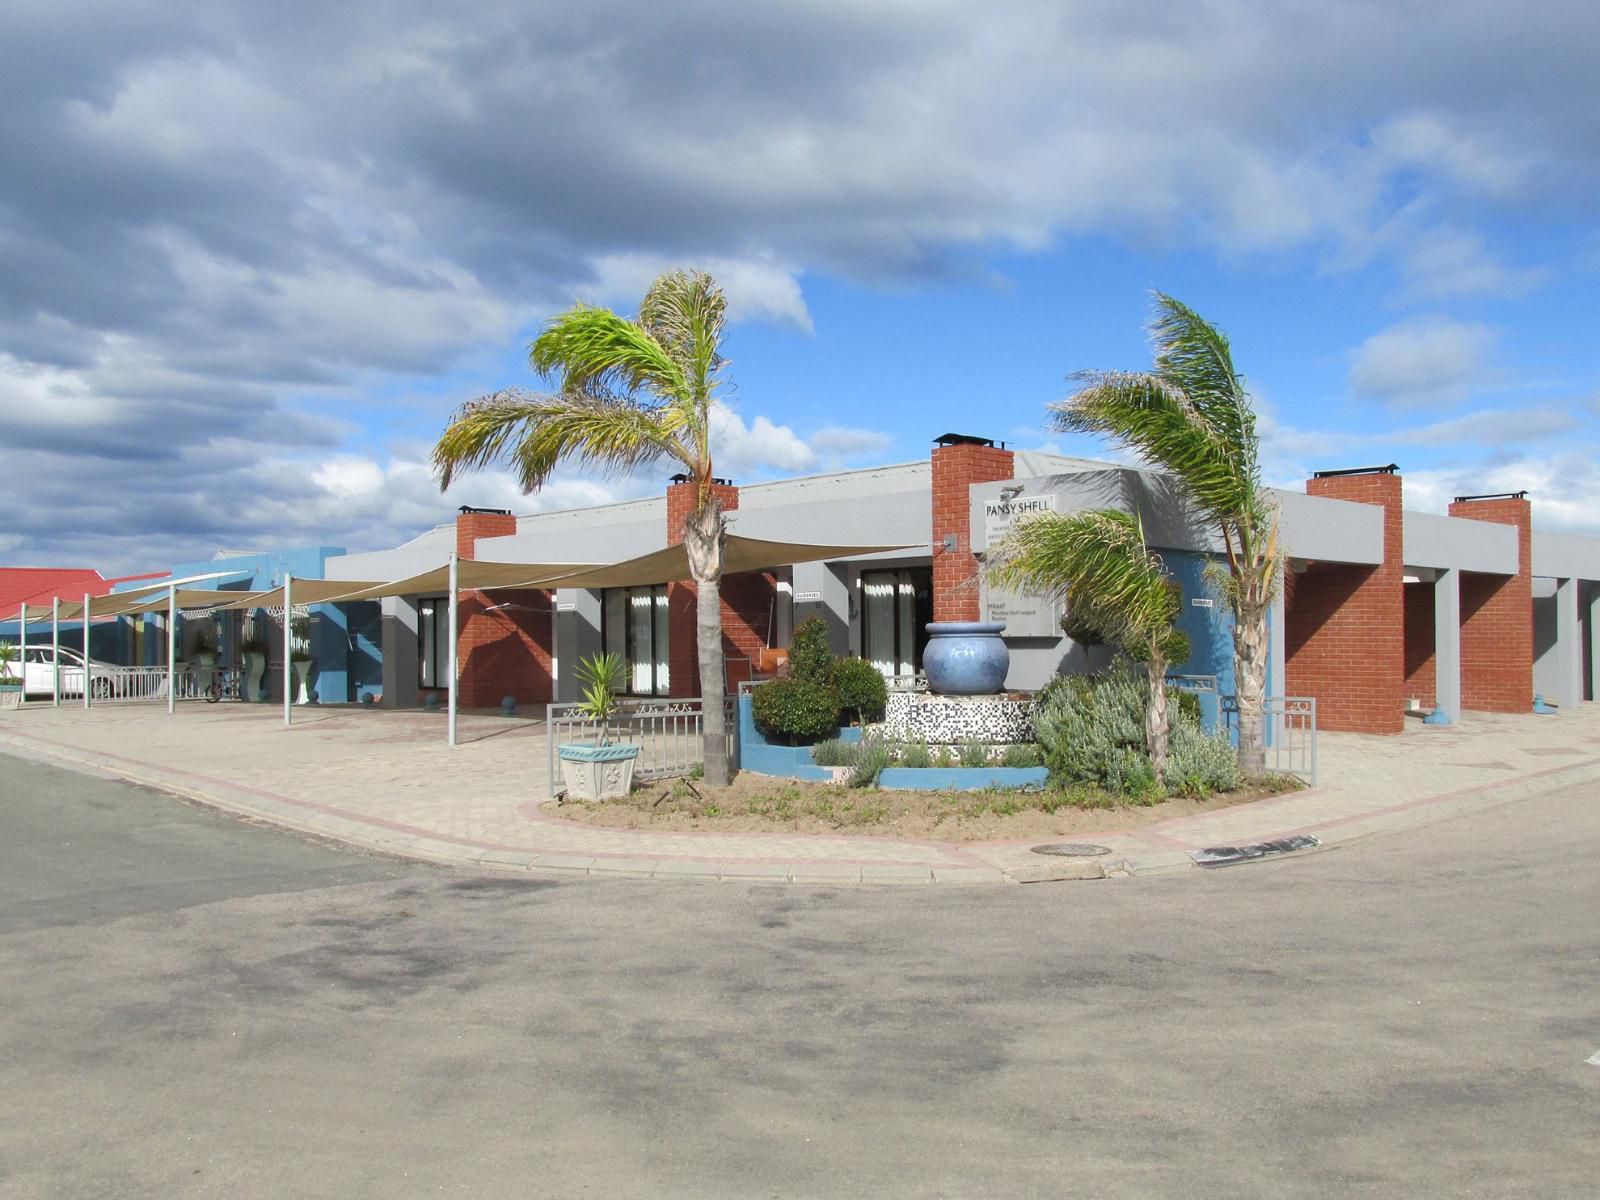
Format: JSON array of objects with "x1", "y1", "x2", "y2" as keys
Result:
[
  {"x1": 196, "y1": 652, "x2": 216, "y2": 697},
  {"x1": 243, "y1": 652, "x2": 267, "y2": 702},
  {"x1": 292, "y1": 659, "x2": 313, "y2": 705},
  {"x1": 559, "y1": 743, "x2": 641, "y2": 800},
  {"x1": 922, "y1": 622, "x2": 1009, "y2": 696}
]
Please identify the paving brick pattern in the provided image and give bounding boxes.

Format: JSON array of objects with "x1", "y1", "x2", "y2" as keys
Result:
[{"x1": 2, "y1": 699, "x2": 1595, "y2": 885}]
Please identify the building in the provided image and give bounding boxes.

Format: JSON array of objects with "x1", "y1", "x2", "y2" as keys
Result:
[{"x1": 320, "y1": 434, "x2": 1600, "y2": 732}]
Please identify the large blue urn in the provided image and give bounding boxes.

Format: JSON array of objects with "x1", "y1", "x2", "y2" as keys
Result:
[{"x1": 923, "y1": 622, "x2": 1009, "y2": 695}]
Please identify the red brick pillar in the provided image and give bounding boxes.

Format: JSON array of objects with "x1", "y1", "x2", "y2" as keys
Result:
[
  {"x1": 931, "y1": 441, "x2": 1014, "y2": 622},
  {"x1": 1446, "y1": 496, "x2": 1532, "y2": 713},
  {"x1": 453, "y1": 510, "x2": 556, "y2": 709},
  {"x1": 1284, "y1": 471, "x2": 1405, "y2": 733},
  {"x1": 665, "y1": 481, "x2": 745, "y2": 698}
]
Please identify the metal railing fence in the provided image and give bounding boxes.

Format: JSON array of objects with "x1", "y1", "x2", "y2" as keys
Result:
[
  {"x1": 1222, "y1": 695, "x2": 1318, "y2": 785},
  {"x1": 546, "y1": 696, "x2": 737, "y2": 795}
]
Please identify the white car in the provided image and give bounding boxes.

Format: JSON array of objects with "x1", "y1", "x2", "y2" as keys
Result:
[{"x1": 15, "y1": 646, "x2": 117, "y2": 699}]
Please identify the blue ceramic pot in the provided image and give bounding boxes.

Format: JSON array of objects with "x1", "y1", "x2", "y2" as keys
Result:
[{"x1": 923, "y1": 622, "x2": 1009, "y2": 695}]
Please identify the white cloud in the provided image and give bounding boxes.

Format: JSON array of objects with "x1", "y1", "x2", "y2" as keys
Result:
[
  {"x1": 1348, "y1": 318, "x2": 1496, "y2": 406},
  {"x1": 809, "y1": 425, "x2": 894, "y2": 465},
  {"x1": 586, "y1": 253, "x2": 813, "y2": 332},
  {"x1": 707, "y1": 402, "x2": 817, "y2": 477}
]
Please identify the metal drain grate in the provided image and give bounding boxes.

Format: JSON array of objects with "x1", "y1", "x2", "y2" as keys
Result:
[
  {"x1": 1189, "y1": 835, "x2": 1319, "y2": 867},
  {"x1": 1031, "y1": 843, "x2": 1111, "y2": 857}
]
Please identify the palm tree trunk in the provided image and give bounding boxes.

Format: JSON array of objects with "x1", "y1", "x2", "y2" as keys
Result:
[
  {"x1": 683, "y1": 499, "x2": 730, "y2": 787},
  {"x1": 1233, "y1": 598, "x2": 1269, "y2": 777},
  {"x1": 1145, "y1": 657, "x2": 1169, "y2": 782}
]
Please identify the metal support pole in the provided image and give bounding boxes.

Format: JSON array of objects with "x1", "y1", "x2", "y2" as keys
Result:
[
  {"x1": 82, "y1": 594, "x2": 92, "y2": 709},
  {"x1": 52, "y1": 599, "x2": 60, "y2": 707},
  {"x1": 17, "y1": 604, "x2": 26, "y2": 706},
  {"x1": 447, "y1": 552, "x2": 459, "y2": 748},
  {"x1": 283, "y1": 574, "x2": 293, "y2": 728},
  {"x1": 167, "y1": 585, "x2": 177, "y2": 715}
]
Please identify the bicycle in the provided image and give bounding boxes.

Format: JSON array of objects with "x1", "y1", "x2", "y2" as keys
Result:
[{"x1": 205, "y1": 665, "x2": 244, "y2": 703}]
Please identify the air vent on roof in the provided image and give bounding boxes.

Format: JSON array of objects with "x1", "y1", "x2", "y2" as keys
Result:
[
  {"x1": 934, "y1": 433, "x2": 1002, "y2": 448},
  {"x1": 458, "y1": 505, "x2": 513, "y2": 516},
  {"x1": 1452, "y1": 491, "x2": 1529, "y2": 503},
  {"x1": 1311, "y1": 464, "x2": 1398, "y2": 478},
  {"x1": 668, "y1": 473, "x2": 733, "y2": 486}
]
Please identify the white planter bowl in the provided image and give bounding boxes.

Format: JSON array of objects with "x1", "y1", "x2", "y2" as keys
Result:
[{"x1": 559, "y1": 743, "x2": 641, "y2": 800}]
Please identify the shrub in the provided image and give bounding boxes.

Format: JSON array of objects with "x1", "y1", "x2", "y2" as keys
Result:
[
  {"x1": 1001, "y1": 743, "x2": 1042, "y2": 768},
  {"x1": 959, "y1": 741, "x2": 989, "y2": 768},
  {"x1": 752, "y1": 676, "x2": 840, "y2": 743},
  {"x1": 1164, "y1": 722, "x2": 1241, "y2": 798},
  {"x1": 930, "y1": 745, "x2": 955, "y2": 769},
  {"x1": 1173, "y1": 687, "x2": 1202, "y2": 726},
  {"x1": 898, "y1": 739, "x2": 931, "y2": 769},
  {"x1": 834, "y1": 656, "x2": 888, "y2": 723},
  {"x1": 846, "y1": 736, "x2": 892, "y2": 788},
  {"x1": 810, "y1": 737, "x2": 853, "y2": 767},
  {"x1": 787, "y1": 616, "x2": 835, "y2": 684},
  {"x1": 1034, "y1": 669, "x2": 1150, "y2": 795}
]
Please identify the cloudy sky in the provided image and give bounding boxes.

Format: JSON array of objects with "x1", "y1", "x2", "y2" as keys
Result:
[{"x1": 3, "y1": 0, "x2": 1597, "y2": 573}]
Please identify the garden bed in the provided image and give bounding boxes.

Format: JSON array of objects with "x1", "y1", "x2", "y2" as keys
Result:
[{"x1": 544, "y1": 772, "x2": 1303, "y2": 842}]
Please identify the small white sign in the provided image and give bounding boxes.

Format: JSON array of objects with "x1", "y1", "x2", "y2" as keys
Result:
[
  {"x1": 556, "y1": 602, "x2": 576, "y2": 612},
  {"x1": 794, "y1": 590, "x2": 822, "y2": 603},
  {"x1": 1191, "y1": 598, "x2": 1214, "y2": 608}
]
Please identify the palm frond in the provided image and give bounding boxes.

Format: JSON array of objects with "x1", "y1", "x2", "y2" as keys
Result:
[
  {"x1": 529, "y1": 304, "x2": 688, "y2": 405},
  {"x1": 1052, "y1": 370, "x2": 1257, "y2": 525},
  {"x1": 432, "y1": 388, "x2": 692, "y2": 492},
  {"x1": 986, "y1": 509, "x2": 1177, "y2": 650},
  {"x1": 638, "y1": 270, "x2": 727, "y2": 449}
]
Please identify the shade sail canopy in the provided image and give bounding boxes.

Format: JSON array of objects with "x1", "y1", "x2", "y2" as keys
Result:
[
  {"x1": 528, "y1": 535, "x2": 916, "y2": 590},
  {"x1": 6, "y1": 537, "x2": 913, "y2": 622}
]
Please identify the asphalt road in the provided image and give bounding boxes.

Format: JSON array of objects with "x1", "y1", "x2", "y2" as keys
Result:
[{"x1": 1, "y1": 755, "x2": 1596, "y2": 1200}]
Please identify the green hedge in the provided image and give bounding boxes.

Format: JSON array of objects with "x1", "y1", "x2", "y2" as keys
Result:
[
  {"x1": 834, "y1": 656, "x2": 887, "y2": 723},
  {"x1": 751, "y1": 676, "x2": 841, "y2": 743}
]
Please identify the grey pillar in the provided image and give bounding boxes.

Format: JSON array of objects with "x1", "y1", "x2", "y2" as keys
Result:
[
  {"x1": 380, "y1": 596, "x2": 419, "y2": 709},
  {"x1": 1269, "y1": 564, "x2": 1286, "y2": 699},
  {"x1": 1588, "y1": 584, "x2": 1599, "y2": 703},
  {"x1": 792, "y1": 561, "x2": 851, "y2": 656},
  {"x1": 553, "y1": 588, "x2": 602, "y2": 703},
  {"x1": 1433, "y1": 568, "x2": 1461, "y2": 723},
  {"x1": 1554, "y1": 577, "x2": 1581, "y2": 710}
]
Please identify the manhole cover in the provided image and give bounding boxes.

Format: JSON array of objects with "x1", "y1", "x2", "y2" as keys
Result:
[{"x1": 1031, "y1": 843, "x2": 1111, "y2": 857}]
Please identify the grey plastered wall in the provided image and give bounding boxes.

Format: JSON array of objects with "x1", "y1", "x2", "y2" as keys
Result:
[
  {"x1": 553, "y1": 588, "x2": 602, "y2": 703},
  {"x1": 326, "y1": 525, "x2": 455, "y2": 581},
  {"x1": 1403, "y1": 512, "x2": 1517, "y2": 574},
  {"x1": 379, "y1": 596, "x2": 419, "y2": 709},
  {"x1": 1531, "y1": 530, "x2": 1600, "y2": 581},
  {"x1": 478, "y1": 498, "x2": 666, "y2": 564},
  {"x1": 969, "y1": 468, "x2": 1386, "y2": 566},
  {"x1": 1532, "y1": 577, "x2": 1559, "y2": 700},
  {"x1": 734, "y1": 462, "x2": 931, "y2": 549}
]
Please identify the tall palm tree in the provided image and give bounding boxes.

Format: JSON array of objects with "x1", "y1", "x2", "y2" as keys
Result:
[
  {"x1": 1052, "y1": 293, "x2": 1279, "y2": 775},
  {"x1": 432, "y1": 269, "x2": 736, "y2": 786},
  {"x1": 988, "y1": 509, "x2": 1183, "y2": 778}
]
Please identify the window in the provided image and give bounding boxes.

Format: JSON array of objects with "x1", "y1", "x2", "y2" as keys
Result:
[
  {"x1": 602, "y1": 585, "x2": 670, "y2": 696},
  {"x1": 860, "y1": 568, "x2": 932, "y2": 678},
  {"x1": 417, "y1": 598, "x2": 451, "y2": 689}
]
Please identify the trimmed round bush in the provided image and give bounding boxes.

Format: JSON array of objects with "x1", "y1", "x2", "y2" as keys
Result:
[
  {"x1": 787, "y1": 615, "x2": 835, "y2": 683},
  {"x1": 834, "y1": 656, "x2": 888, "y2": 723},
  {"x1": 752, "y1": 676, "x2": 841, "y2": 742}
]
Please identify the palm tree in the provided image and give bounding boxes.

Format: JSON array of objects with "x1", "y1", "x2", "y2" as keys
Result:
[
  {"x1": 988, "y1": 509, "x2": 1184, "y2": 778},
  {"x1": 432, "y1": 269, "x2": 737, "y2": 785},
  {"x1": 1052, "y1": 294, "x2": 1279, "y2": 775}
]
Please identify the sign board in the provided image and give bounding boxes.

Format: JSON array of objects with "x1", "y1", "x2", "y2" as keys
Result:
[
  {"x1": 980, "y1": 491, "x2": 1060, "y2": 636},
  {"x1": 982, "y1": 492, "x2": 1057, "y2": 546},
  {"x1": 1190, "y1": 598, "x2": 1214, "y2": 608},
  {"x1": 794, "y1": 590, "x2": 822, "y2": 603},
  {"x1": 556, "y1": 601, "x2": 576, "y2": 612}
]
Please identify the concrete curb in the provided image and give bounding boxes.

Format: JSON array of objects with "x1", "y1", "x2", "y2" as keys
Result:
[{"x1": 2, "y1": 724, "x2": 1597, "y2": 886}]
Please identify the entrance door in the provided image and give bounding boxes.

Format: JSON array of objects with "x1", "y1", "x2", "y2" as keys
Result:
[{"x1": 860, "y1": 568, "x2": 932, "y2": 678}]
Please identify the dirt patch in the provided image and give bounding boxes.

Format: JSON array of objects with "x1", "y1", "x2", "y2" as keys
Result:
[{"x1": 542, "y1": 772, "x2": 1302, "y2": 843}]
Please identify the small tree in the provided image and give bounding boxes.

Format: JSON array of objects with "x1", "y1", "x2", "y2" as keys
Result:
[
  {"x1": 575, "y1": 652, "x2": 625, "y2": 745},
  {"x1": 988, "y1": 509, "x2": 1183, "y2": 778},
  {"x1": 1053, "y1": 294, "x2": 1280, "y2": 775},
  {"x1": 434, "y1": 270, "x2": 738, "y2": 785}
]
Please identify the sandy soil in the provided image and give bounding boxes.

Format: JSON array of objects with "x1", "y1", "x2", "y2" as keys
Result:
[{"x1": 542, "y1": 771, "x2": 1300, "y2": 843}]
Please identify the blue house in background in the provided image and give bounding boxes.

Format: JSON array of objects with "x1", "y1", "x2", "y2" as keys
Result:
[{"x1": 103, "y1": 547, "x2": 383, "y2": 705}]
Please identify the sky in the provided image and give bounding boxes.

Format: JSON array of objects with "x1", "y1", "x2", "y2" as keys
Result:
[{"x1": 2, "y1": 0, "x2": 1597, "y2": 574}]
